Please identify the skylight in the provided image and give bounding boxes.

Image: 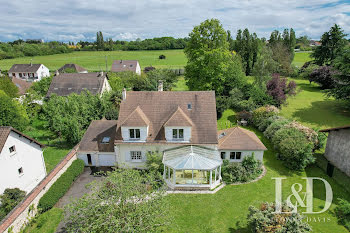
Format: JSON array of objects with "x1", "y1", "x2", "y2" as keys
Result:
[
  {"x1": 101, "y1": 137, "x2": 111, "y2": 143},
  {"x1": 187, "y1": 103, "x2": 192, "y2": 110},
  {"x1": 218, "y1": 132, "x2": 226, "y2": 139}
]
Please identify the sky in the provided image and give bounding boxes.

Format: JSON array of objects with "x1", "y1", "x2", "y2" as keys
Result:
[{"x1": 0, "y1": 0, "x2": 349, "y2": 42}]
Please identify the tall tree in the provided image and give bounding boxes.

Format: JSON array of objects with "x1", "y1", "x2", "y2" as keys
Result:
[
  {"x1": 312, "y1": 24, "x2": 347, "y2": 65},
  {"x1": 269, "y1": 30, "x2": 281, "y2": 45},
  {"x1": 0, "y1": 91, "x2": 29, "y2": 131},
  {"x1": 184, "y1": 19, "x2": 245, "y2": 96},
  {"x1": 0, "y1": 76, "x2": 18, "y2": 98},
  {"x1": 227, "y1": 30, "x2": 234, "y2": 50},
  {"x1": 64, "y1": 169, "x2": 170, "y2": 232},
  {"x1": 327, "y1": 48, "x2": 350, "y2": 101}
]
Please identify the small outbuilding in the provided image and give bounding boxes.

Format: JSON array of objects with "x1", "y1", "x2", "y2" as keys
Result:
[{"x1": 320, "y1": 125, "x2": 350, "y2": 177}]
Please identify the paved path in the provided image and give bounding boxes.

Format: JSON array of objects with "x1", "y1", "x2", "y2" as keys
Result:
[{"x1": 56, "y1": 167, "x2": 103, "y2": 232}]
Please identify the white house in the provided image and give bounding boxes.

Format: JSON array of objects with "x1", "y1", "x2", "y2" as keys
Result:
[
  {"x1": 0, "y1": 127, "x2": 46, "y2": 194},
  {"x1": 111, "y1": 60, "x2": 141, "y2": 75},
  {"x1": 8, "y1": 63, "x2": 50, "y2": 81},
  {"x1": 78, "y1": 84, "x2": 267, "y2": 190}
]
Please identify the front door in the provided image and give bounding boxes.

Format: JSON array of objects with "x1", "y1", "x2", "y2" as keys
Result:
[{"x1": 87, "y1": 154, "x2": 92, "y2": 166}]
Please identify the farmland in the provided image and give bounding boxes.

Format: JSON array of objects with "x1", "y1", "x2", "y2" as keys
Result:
[{"x1": 0, "y1": 49, "x2": 187, "y2": 71}]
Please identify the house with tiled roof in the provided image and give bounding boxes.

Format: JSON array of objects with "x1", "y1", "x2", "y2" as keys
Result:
[
  {"x1": 57, "y1": 63, "x2": 88, "y2": 73},
  {"x1": 111, "y1": 60, "x2": 141, "y2": 75},
  {"x1": 8, "y1": 63, "x2": 50, "y2": 95},
  {"x1": 46, "y1": 71, "x2": 111, "y2": 97},
  {"x1": 0, "y1": 127, "x2": 46, "y2": 194},
  {"x1": 77, "y1": 83, "x2": 266, "y2": 190}
]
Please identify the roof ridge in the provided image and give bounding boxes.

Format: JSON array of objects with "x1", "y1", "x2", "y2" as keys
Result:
[
  {"x1": 120, "y1": 106, "x2": 150, "y2": 126},
  {"x1": 164, "y1": 106, "x2": 194, "y2": 127}
]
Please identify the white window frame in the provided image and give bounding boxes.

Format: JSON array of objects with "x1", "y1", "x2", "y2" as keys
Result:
[
  {"x1": 221, "y1": 151, "x2": 226, "y2": 160},
  {"x1": 172, "y1": 129, "x2": 184, "y2": 140},
  {"x1": 230, "y1": 152, "x2": 242, "y2": 160},
  {"x1": 130, "y1": 151, "x2": 142, "y2": 161},
  {"x1": 129, "y1": 129, "x2": 141, "y2": 140}
]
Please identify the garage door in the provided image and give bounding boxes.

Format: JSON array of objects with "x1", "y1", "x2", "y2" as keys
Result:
[{"x1": 98, "y1": 154, "x2": 116, "y2": 166}]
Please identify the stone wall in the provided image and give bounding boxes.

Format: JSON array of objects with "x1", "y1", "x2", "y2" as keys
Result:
[
  {"x1": 0, "y1": 145, "x2": 79, "y2": 233},
  {"x1": 324, "y1": 129, "x2": 350, "y2": 177}
]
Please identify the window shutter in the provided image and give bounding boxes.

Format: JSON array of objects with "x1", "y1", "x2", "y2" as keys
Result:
[
  {"x1": 125, "y1": 152, "x2": 131, "y2": 162},
  {"x1": 142, "y1": 152, "x2": 147, "y2": 162}
]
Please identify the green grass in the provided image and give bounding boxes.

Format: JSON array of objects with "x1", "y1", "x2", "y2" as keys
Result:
[
  {"x1": 293, "y1": 52, "x2": 312, "y2": 67},
  {"x1": 22, "y1": 208, "x2": 63, "y2": 233},
  {"x1": 173, "y1": 76, "x2": 189, "y2": 91},
  {"x1": 23, "y1": 118, "x2": 70, "y2": 172},
  {"x1": 0, "y1": 50, "x2": 187, "y2": 71},
  {"x1": 281, "y1": 78, "x2": 350, "y2": 129},
  {"x1": 167, "y1": 110, "x2": 350, "y2": 233}
]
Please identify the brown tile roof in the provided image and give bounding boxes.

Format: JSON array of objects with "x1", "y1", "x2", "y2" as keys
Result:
[
  {"x1": 0, "y1": 127, "x2": 44, "y2": 154},
  {"x1": 319, "y1": 125, "x2": 350, "y2": 132},
  {"x1": 11, "y1": 77, "x2": 33, "y2": 95},
  {"x1": 121, "y1": 106, "x2": 150, "y2": 127},
  {"x1": 46, "y1": 72, "x2": 106, "y2": 97},
  {"x1": 218, "y1": 127, "x2": 267, "y2": 151},
  {"x1": 58, "y1": 64, "x2": 88, "y2": 73},
  {"x1": 116, "y1": 91, "x2": 218, "y2": 144},
  {"x1": 8, "y1": 64, "x2": 42, "y2": 73},
  {"x1": 111, "y1": 60, "x2": 139, "y2": 73},
  {"x1": 164, "y1": 106, "x2": 194, "y2": 127},
  {"x1": 79, "y1": 120, "x2": 117, "y2": 152}
]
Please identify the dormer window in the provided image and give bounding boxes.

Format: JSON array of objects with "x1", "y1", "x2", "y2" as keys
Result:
[
  {"x1": 129, "y1": 129, "x2": 141, "y2": 140},
  {"x1": 172, "y1": 129, "x2": 184, "y2": 140},
  {"x1": 101, "y1": 137, "x2": 110, "y2": 144}
]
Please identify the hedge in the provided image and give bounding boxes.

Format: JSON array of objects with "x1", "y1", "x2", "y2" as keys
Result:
[{"x1": 38, "y1": 159, "x2": 85, "y2": 213}]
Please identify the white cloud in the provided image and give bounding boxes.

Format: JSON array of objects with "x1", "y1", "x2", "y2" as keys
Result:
[{"x1": 0, "y1": 0, "x2": 349, "y2": 42}]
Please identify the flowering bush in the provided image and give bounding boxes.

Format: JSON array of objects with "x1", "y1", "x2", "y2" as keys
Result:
[
  {"x1": 247, "y1": 202, "x2": 312, "y2": 233},
  {"x1": 266, "y1": 74, "x2": 297, "y2": 106}
]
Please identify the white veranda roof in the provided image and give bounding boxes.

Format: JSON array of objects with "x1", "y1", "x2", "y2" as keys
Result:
[{"x1": 163, "y1": 145, "x2": 222, "y2": 170}]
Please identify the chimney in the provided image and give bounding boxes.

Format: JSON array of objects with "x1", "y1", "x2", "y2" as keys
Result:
[
  {"x1": 158, "y1": 80, "x2": 163, "y2": 92},
  {"x1": 55, "y1": 70, "x2": 59, "y2": 76},
  {"x1": 122, "y1": 88, "x2": 127, "y2": 100},
  {"x1": 99, "y1": 71, "x2": 104, "y2": 77},
  {"x1": 30, "y1": 60, "x2": 32, "y2": 66}
]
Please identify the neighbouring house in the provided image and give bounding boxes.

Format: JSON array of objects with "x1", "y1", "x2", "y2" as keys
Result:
[
  {"x1": 111, "y1": 60, "x2": 141, "y2": 75},
  {"x1": 320, "y1": 125, "x2": 350, "y2": 177},
  {"x1": 46, "y1": 71, "x2": 111, "y2": 97},
  {"x1": 8, "y1": 63, "x2": 50, "y2": 95},
  {"x1": 57, "y1": 63, "x2": 88, "y2": 73},
  {"x1": 0, "y1": 127, "x2": 46, "y2": 194},
  {"x1": 8, "y1": 63, "x2": 50, "y2": 81},
  {"x1": 78, "y1": 83, "x2": 267, "y2": 190}
]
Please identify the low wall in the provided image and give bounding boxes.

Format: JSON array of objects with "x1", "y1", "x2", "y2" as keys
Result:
[
  {"x1": 316, "y1": 154, "x2": 350, "y2": 194},
  {"x1": 0, "y1": 145, "x2": 79, "y2": 233}
]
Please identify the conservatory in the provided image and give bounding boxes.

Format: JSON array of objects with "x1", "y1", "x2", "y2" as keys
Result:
[{"x1": 163, "y1": 145, "x2": 223, "y2": 190}]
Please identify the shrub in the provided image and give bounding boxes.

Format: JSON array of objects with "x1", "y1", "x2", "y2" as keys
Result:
[
  {"x1": 235, "y1": 111, "x2": 252, "y2": 122},
  {"x1": 335, "y1": 198, "x2": 350, "y2": 230},
  {"x1": 309, "y1": 66, "x2": 337, "y2": 89},
  {"x1": 247, "y1": 202, "x2": 312, "y2": 233},
  {"x1": 285, "y1": 121, "x2": 318, "y2": 148},
  {"x1": 222, "y1": 154, "x2": 262, "y2": 184},
  {"x1": 272, "y1": 127, "x2": 314, "y2": 170},
  {"x1": 0, "y1": 188, "x2": 26, "y2": 221},
  {"x1": 38, "y1": 159, "x2": 85, "y2": 213},
  {"x1": 252, "y1": 105, "x2": 279, "y2": 129},
  {"x1": 145, "y1": 151, "x2": 164, "y2": 175},
  {"x1": 159, "y1": 54, "x2": 166, "y2": 59},
  {"x1": 264, "y1": 117, "x2": 290, "y2": 139},
  {"x1": 266, "y1": 74, "x2": 297, "y2": 106},
  {"x1": 144, "y1": 66, "x2": 156, "y2": 73}
]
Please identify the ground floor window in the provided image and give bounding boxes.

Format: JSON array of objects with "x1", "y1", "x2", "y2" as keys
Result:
[
  {"x1": 230, "y1": 152, "x2": 242, "y2": 160},
  {"x1": 130, "y1": 151, "x2": 142, "y2": 160},
  {"x1": 221, "y1": 152, "x2": 226, "y2": 159}
]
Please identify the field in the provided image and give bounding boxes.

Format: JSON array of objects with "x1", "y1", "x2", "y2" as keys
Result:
[
  {"x1": 0, "y1": 49, "x2": 187, "y2": 71},
  {"x1": 0, "y1": 49, "x2": 310, "y2": 72}
]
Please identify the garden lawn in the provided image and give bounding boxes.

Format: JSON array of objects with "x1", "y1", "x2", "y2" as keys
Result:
[
  {"x1": 166, "y1": 110, "x2": 350, "y2": 233},
  {"x1": 0, "y1": 49, "x2": 187, "y2": 71},
  {"x1": 22, "y1": 208, "x2": 63, "y2": 233},
  {"x1": 281, "y1": 78, "x2": 350, "y2": 129},
  {"x1": 173, "y1": 76, "x2": 189, "y2": 91},
  {"x1": 293, "y1": 51, "x2": 312, "y2": 67},
  {"x1": 24, "y1": 118, "x2": 70, "y2": 172}
]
